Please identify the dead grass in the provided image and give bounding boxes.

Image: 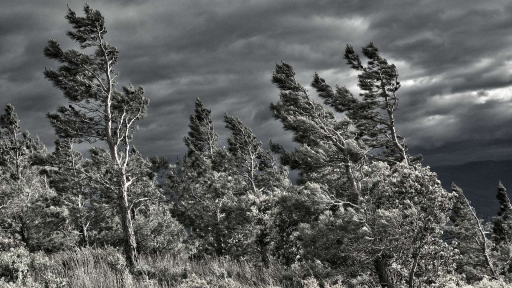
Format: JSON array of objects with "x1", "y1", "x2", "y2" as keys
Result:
[{"x1": 26, "y1": 248, "x2": 306, "y2": 288}]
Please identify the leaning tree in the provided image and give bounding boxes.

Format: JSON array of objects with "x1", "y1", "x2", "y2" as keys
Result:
[{"x1": 43, "y1": 5, "x2": 149, "y2": 267}]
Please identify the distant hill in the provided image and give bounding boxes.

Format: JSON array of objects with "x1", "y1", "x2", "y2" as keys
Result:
[{"x1": 431, "y1": 160, "x2": 512, "y2": 220}]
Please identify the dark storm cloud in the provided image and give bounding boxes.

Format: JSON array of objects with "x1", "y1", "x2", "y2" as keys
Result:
[{"x1": 1, "y1": 0, "x2": 512, "y2": 165}]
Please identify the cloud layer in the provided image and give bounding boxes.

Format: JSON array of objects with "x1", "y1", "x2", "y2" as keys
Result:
[{"x1": 1, "y1": 0, "x2": 511, "y2": 166}]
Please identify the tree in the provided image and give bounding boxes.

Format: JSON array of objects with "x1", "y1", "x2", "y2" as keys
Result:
[
  {"x1": 170, "y1": 99, "x2": 288, "y2": 263},
  {"x1": 223, "y1": 112, "x2": 289, "y2": 265},
  {"x1": 450, "y1": 184, "x2": 499, "y2": 281},
  {"x1": 0, "y1": 104, "x2": 47, "y2": 182},
  {"x1": 185, "y1": 98, "x2": 218, "y2": 159},
  {"x1": 0, "y1": 104, "x2": 50, "y2": 250},
  {"x1": 493, "y1": 182, "x2": 512, "y2": 245},
  {"x1": 491, "y1": 182, "x2": 512, "y2": 277},
  {"x1": 270, "y1": 61, "x2": 365, "y2": 205},
  {"x1": 43, "y1": 138, "x2": 92, "y2": 247},
  {"x1": 270, "y1": 47, "x2": 451, "y2": 287},
  {"x1": 297, "y1": 163, "x2": 452, "y2": 287},
  {"x1": 44, "y1": 5, "x2": 149, "y2": 267},
  {"x1": 312, "y1": 43, "x2": 420, "y2": 165},
  {"x1": 170, "y1": 99, "x2": 230, "y2": 257}
]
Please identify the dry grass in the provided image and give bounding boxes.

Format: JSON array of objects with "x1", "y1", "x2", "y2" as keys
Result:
[
  {"x1": 6, "y1": 248, "x2": 509, "y2": 287},
  {"x1": 24, "y1": 248, "x2": 308, "y2": 288}
]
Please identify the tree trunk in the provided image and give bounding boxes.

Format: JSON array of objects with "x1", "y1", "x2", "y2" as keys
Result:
[
  {"x1": 80, "y1": 224, "x2": 89, "y2": 248},
  {"x1": 375, "y1": 254, "x2": 395, "y2": 288},
  {"x1": 214, "y1": 232, "x2": 224, "y2": 257},
  {"x1": 19, "y1": 221, "x2": 29, "y2": 247},
  {"x1": 463, "y1": 195, "x2": 499, "y2": 279},
  {"x1": 119, "y1": 185, "x2": 137, "y2": 268},
  {"x1": 257, "y1": 229, "x2": 270, "y2": 268},
  {"x1": 408, "y1": 251, "x2": 420, "y2": 288},
  {"x1": 344, "y1": 160, "x2": 360, "y2": 205},
  {"x1": 260, "y1": 245, "x2": 270, "y2": 268}
]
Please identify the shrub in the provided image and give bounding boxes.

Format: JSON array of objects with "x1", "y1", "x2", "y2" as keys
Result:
[{"x1": 0, "y1": 247, "x2": 31, "y2": 284}]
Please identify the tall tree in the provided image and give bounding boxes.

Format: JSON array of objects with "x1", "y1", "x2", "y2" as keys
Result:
[
  {"x1": 270, "y1": 47, "x2": 451, "y2": 287},
  {"x1": 271, "y1": 61, "x2": 365, "y2": 205},
  {"x1": 312, "y1": 43, "x2": 418, "y2": 165},
  {"x1": 224, "y1": 113, "x2": 289, "y2": 265},
  {"x1": 44, "y1": 138, "x2": 92, "y2": 247},
  {"x1": 450, "y1": 184, "x2": 499, "y2": 281},
  {"x1": 169, "y1": 99, "x2": 226, "y2": 257},
  {"x1": 43, "y1": 5, "x2": 149, "y2": 267}
]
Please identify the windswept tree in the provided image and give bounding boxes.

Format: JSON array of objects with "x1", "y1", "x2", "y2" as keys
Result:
[
  {"x1": 270, "y1": 47, "x2": 452, "y2": 287},
  {"x1": 450, "y1": 184, "x2": 499, "y2": 281},
  {"x1": 271, "y1": 61, "x2": 365, "y2": 205},
  {"x1": 43, "y1": 5, "x2": 149, "y2": 267},
  {"x1": 312, "y1": 43, "x2": 419, "y2": 165},
  {"x1": 224, "y1": 113, "x2": 289, "y2": 265}
]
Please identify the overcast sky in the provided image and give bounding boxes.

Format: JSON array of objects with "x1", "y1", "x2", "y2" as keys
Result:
[{"x1": 1, "y1": 0, "x2": 512, "y2": 167}]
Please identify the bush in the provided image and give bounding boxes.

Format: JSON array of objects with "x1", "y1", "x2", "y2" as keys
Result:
[
  {"x1": 0, "y1": 247, "x2": 31, "y2": 284},
  {"x1": 134, "y1": 205, "x2": 190, "y2": 255}
]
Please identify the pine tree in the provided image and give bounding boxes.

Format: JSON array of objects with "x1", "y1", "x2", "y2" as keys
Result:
[
  {"x1": 450, "y1": 184, "x2": 498, "y2": 281},
  {"x1": 270, "y1": 61, "x2": 365, "y2": 205},
  {"x1": 270, "y1": 50, "x2": 451, "y2": 287},
  {"x1": 43, "y1": 5, "x2": 149, "y2": 267},
  {"x1": 169, "y1": 99, "x2": 228, "y2": 257},
  {"x1": 312, "y1": 43, "x2": 420, "y2": 165},
  {"x1": 493, "y1": 182, "x2": 512, "y2": 245},
  {"x1": 224, "y1": 113, "x2": 289, "y2": 265},
  {"x1": 0, "y1": 104, "x2": 50, "y2": 249},
  {"x1": 185, "y1": 98, "x2": 218, "y2": 159},
  {"x1": 0, "y1": 104, "x2": 46, "y2": 182},
  {"x1": 224, "y1": 113, "x2": 289, "y2": 195},
  {"x1": 44, "y1": 138, "x2": 92, "y2": 247}
]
